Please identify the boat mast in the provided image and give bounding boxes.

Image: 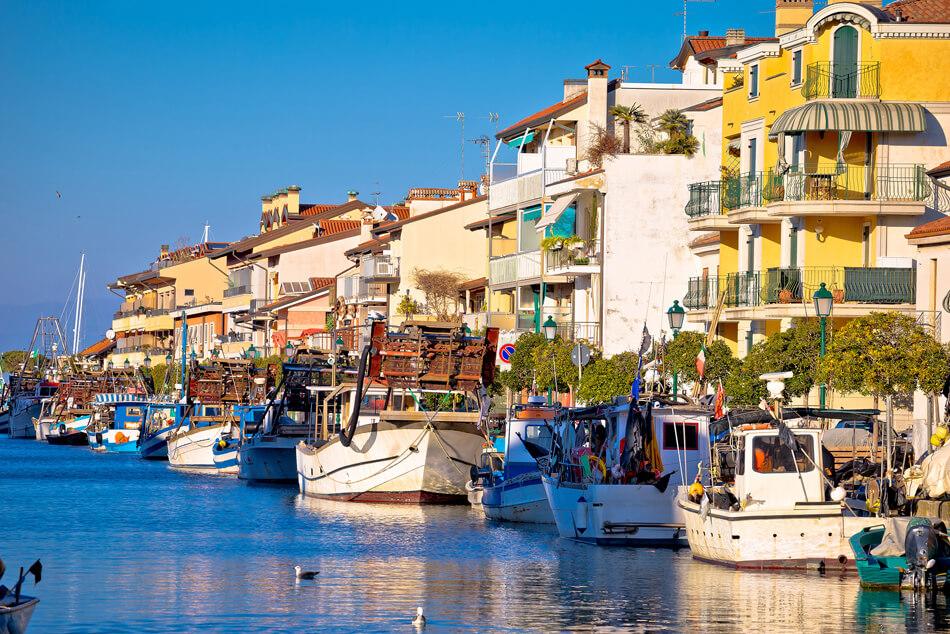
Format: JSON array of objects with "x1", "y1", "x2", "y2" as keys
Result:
[{"x1": 73, "y1": 253, "x2": 86, "y2": 355}]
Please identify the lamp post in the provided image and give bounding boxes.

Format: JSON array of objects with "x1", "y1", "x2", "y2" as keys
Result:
[
  {"x1": 813, "y1": 282, "x2": 834, "y2": 409},
  {"x1": 123, "y1": 358, "x2": 131, "y2": 371},
  {"x1": 543, "y1": 315, "x2": 557, "y2": 404},
  {"x1": 285, "y1": 340, "x2": 294, "y2": 360},
  {"x1": 143, "y1": 353, "x2": 152, "y2": 370},
  {"x1": 667, "y1": 300, "x2": 686, "y2": 396}
]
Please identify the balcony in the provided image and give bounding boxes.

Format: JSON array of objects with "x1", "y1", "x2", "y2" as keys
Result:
[
  {"x1": 224, "y1": 285, "x2": 252, "y2": 298},
  {"x1": 765, "y1": 163, "x2": 930, "y2": 217},
  {"x1": 684, "y1": 266, "x2": 916, "y2": 316},
  {"x1": 489, "y1": 251, "x2": 542, "y2": 287},
  {"x1": 339, "y1": 277, "x2": 388, "y2": 305},
  {"x1": 487, "y1": 169, "x2": 571, "y2": 211},
  {"x1": 802, "y1": 62, "x2": 880, "y2": 100},
  {"x1": 544, "y1": 240, "x2": 601, "y2": 276},
  {"x1": 361, "y1": 255, "x2": 400, "y2": 282},
  {"x1": 685, "y1": 180, "x2": 742, "y2": 231}
]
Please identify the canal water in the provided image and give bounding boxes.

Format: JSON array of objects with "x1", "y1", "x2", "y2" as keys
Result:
[{"x1": 2, "y1": 439, "x2": 949, "y2": 633}]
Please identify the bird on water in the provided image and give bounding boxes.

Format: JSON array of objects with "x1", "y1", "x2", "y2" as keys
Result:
[
  {"x1": 412, "y1": 606, "x2": 426, "y2": 628},
  {"x1": 294, "y1": 565, "x2": 319, "y2": 580}
]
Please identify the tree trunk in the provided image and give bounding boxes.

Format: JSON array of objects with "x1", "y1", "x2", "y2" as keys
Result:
[{"x1": 622, "y1": 122, "x2": 631, "y2": 154}]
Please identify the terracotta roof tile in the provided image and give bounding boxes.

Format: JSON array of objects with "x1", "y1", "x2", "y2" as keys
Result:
[
  {"x1": 927, "y1": 159, "x2": 950, "y2": 177},
  {"x1": 345, "y1": 235, "x2": 392, "y2": 257},
  {"x1": 689, "y1": 232, "x2": 720, "y2": 248},
  {"x1": 496, "y1": 90, "x2": 590, "y2": 140},
  {"x1": 299, "y1": 203, "x2": 337, "y2": 217},
  {"x1": 669, "y1": 35, "x2": 775, "y2": 70},
  {"x1": 78, "y1": 338, "x2": 114, "y2": 357},
  {"x1": 309, "y1": 277, "x2": 336, "y2": 290},
  {"x1": 370, "y1": 195, "x2": 487, "y2": 236},
  {"x1": 883, "y1": 0, "x2": 950, "y2": 23},
  {"x1": 683, "y1": 96, "x2": 723, "y2": 112},
  {"x1": 317, "y1": 219, "x2": 361, "y2": 235},
  {"x1": 907, "y1": 216, "x2": 950, "y2": 240}
]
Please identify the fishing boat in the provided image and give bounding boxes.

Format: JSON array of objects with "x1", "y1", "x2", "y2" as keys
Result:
[
  {"x1": 137, "y1": 402, "x2": 182, "y2": 460},
  {"x1": 33, "y1": 373, "x2": 99, "y2": 443},
  {"x1": 8, "y1": 378, "x2": 58, "y2": 439},
  {"x1": 541, "y1": 397, "x2": 709, "y2": 545},
  {"x1": 8, "y1": 317, "x2": 72, "y2": 439},
  {"x1": 238, "y1": 351, "x2": 334, "y2": 483},
  {"x1": 0, "y1": 558, "x2": 42, "y2": 634},
  {"x1": 166, "y1": 359, "x2": 269, "y2": 474},
  {"x1": 295, "y1": 321, "x2": 498, "y2": 503},
  {"x1": 86, "y1": 394, "x2": 149, "y2": 453},
  {"x1": 46, "y1": 415, "x2": 90, "y2": 446},
  {"x1": 477, "y1": 397, "x2": 556, "y2": 524}
]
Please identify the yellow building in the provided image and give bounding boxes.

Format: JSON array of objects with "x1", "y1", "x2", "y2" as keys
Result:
[
  {"x1": 683, "y1": 0, "x2": 950, "y2": 362},
  {"x1": 107, "y1": 241, "x2": 230, "y2": 368}
]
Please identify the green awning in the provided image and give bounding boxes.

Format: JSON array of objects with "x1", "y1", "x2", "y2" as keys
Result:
[
  {"x1": 506, "y1": 131, "x2": 535, "y2": 148},
  {"x1": 769, "y1": 101, "x2": 927, "y2": 138}
]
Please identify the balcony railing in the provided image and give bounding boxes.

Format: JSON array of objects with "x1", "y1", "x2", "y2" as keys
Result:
[
  {"x1": 766, "y1": 163, "x2": 930, "y2": 203},
  {"x1": 490, "y1": 251, "x2": 542, "y2": 286},
  {"x1": 686, "y1": 173, "x2": 765, "y2": 217},
  {"x1": 545, "y1": 240, "x2": 601, "y2": 272},
  {"x1": 224, "y1": 285, "x2": 252, "y2": 298},
  {"x1": 684, "y1": 266, "x2": 915, "y2": 310},
  {"x1": 802, "y1": 62, "x2": 880, "y2": 100}
]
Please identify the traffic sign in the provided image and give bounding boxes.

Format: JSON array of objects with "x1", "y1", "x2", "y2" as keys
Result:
[
  {"x1": 571, "y1": 343, "x2": 591, "y2": 367},
  {"x1": 499, "y1": 343, "x2": 516, "y2": 364}
]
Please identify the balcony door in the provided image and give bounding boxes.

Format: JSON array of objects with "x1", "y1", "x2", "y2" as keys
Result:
[{"x1": 832, "y1": 26, "x2": 858, "y2": 98}]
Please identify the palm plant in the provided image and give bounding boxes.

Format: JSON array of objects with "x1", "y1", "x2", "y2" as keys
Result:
[
  {"x1": 609, "y1": 103, "x2": 647, "y2": 153},
  {"x1": 657, "y1": 109, "x2": 690, "y2": 138}
]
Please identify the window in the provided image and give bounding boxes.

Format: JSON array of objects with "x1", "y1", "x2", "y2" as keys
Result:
[
  {"x1": 524, "y1": 424, "x2": 552, "y2": 445},
  {"x1": 184, "y1": 289, "x2": 195, "y2": 297},
  {"x1": 751, "y1": 435, "x2": 815, "y2": 474},
  {"x1": 791, "y1": 50, "x2": 803, "y2": 86},
  {"x1": 662, "y1": 421, "x2": 699, "y2": 451},
  {"x1": 749, "y1": 64, "x2": 759, "y2": 98},
  {"x1": 519, "y1": 207, "x2": 542, "y2": 252}
]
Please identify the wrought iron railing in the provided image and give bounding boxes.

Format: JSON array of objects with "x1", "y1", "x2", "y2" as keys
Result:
[
  {"x1": 684, "y1": 266, "x2": 915, "y2": 309},
  {"x1": 802, "y1": 62, "x2": 880, "y2": 100},
  {"x1": 686, "y1": 173, "x2": 767, "y2": 217},
  {"x1": 766, "y1": 163, "x2": 930, "y2": 203},
  {"x1": 685, "y1": 180, "x2": 723, "y2": 217}
]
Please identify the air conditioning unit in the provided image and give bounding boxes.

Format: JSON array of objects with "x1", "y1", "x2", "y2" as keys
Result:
[{"x1": 566, "y1": 158, "x2": 578, "y2": 175}]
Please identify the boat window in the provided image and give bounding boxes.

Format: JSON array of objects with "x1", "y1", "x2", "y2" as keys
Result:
[
  {"x1": 523, "y1": 424, "x2": 551, "y2": 444},
  {"x1": 126, "y1": 407, "x2": 142, "y2": 416},
  {"x1": 204, "y1": 406, "x2": 222, "y2": 417},
  {"x1": 736, "y1": 438, "x2": 745, "y2": 476},
  {"x1": 360, "y1": 393, "x2": 387, "y2": 416},
  {"x1": 662, "y1": 421, "x2": 699, "y2": 451},
  {"x1": 751, "y1": 435, "x2": 815, "y2": 474}
]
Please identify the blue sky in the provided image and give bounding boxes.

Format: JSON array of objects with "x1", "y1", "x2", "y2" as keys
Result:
[{"x1": 0, "y1": 0, "x2": 775, "y2": 351}]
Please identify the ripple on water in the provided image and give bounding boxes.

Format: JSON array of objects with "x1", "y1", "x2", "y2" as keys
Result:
[{"x1": 3, "y1": 439, "x2": 950, "y2": 632}]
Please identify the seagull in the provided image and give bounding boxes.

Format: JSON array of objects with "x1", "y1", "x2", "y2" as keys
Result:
[
  {"x1": 56, "y1": 191, "x2": 62, "y2": 198},
  {"x1": 412, "y1": 607, "x2": 426, "y2": 628},
  {"x1": 294, "y1": 565, "x2": 319, "y2": 580}
]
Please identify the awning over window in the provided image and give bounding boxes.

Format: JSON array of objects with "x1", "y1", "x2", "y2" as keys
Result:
[
  {"x1": 535, "y1": 192, "x2": 579, "y2": 230},
  {"x1": 506, "y1": 131, "x2": 535, "y2": 148},
  {"x1": 769, "y1": 101, "x2": 927, "y2": 138}
]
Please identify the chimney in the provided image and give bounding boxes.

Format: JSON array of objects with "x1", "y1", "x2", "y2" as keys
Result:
[
  {"x1": 580, "y1": 59, "x2": 610, "y2": 157},
  {"x1": 160, "y1": 244, "x2": 169, "y2": 260},
  {"x1": 775, "y1": 0, "x2": 814, "y2": 36},
  {"x1": 347, "y1": 190, "x2": 359, "y2": 202},
  {"x1": 698, "y1": 30, "x2": 709, "y2": 37},
  {"x1": 286, "y1": 185, "x2": 300, "y2": 216},
  {"x1": 725, "y1": 28, "x2": 746, "y2": 46}
]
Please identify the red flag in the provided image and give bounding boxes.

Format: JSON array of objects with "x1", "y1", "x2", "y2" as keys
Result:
[{"x1": 714, "y1": 380, "x2": 725, "y2": 419}]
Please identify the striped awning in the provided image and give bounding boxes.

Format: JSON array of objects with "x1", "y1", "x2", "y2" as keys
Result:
[
  {"x1": 94, "y1": 393, "x2": 146, "y2": 404},
  {"x1": 769, "y1": 102, "x2": 927, "y2": 138}
]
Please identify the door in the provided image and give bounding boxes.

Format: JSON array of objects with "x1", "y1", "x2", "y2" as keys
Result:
[{"x1": 833, "y1": 26, "x2": 858, "y2": 98}]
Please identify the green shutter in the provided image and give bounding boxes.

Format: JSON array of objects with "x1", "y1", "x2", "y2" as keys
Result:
[{"x1": 833, "y1": 27, "x2": 858, "y2": 98}]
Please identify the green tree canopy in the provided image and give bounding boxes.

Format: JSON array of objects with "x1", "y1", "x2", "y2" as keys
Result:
[
  {"x1": 531, "y1": 337, "x2": 590, "y2": 392},
  {"x1": 578, "y1": 351, "x2": 640, "y2": 404},
  {"x1": 817, "y1": 311, "x2": 950, "y2": 398},
  {"x1": 665, "y1": 331, "x2": 738, "y2": 385},
  {"x1": 497, "y1": 332, "x2": 548, "y2": 392}
]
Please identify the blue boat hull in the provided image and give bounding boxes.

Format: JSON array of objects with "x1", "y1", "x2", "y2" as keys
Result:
[
  {"x1": 238, "y1": 437, "x2": 298, "y2": 482},
  {"x1": 138, "y1": 425, "x2": 176, "y2": 460},
  {"x1": 482, "y1": 472, "x2": 554, "y2": 524},
  {"x1": 88, "y1": 428, "x2": 141, "y2": 453}
]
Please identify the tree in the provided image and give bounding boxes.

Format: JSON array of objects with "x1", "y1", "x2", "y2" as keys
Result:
[
  {"x1": 396, "y1": 294, "x2": 420, "y2": 321},
  {"x1": 609, "y1": 104, "x2": 647, "y2": 154},
  {"x1": 817, "y1": 311, "x2": 950, "y2": 400},
  {"x1": 413, "y1": 269, "x2": 465, "y2": 321},
  {"x1": 656, "y1": 109, "x2": 700, "y2": 158},
  {"x1": 1, "y1": 350, "x2": 29, "y2": 372},
  {"x1": 497, "y1": 332, "x2": 548, "y2": 392},
  {"x1": 585, "y1": 124, "x2": 623, "y2": 168},
  {"x1": 578, "y1": 351, "x2": 640, "y2": 404},
  {"x1": 531, "y1": 338, "x2": 590, "y2": 392},
  {"x1": 665, "y1": 331, "x2": 738, "y2": 385}
]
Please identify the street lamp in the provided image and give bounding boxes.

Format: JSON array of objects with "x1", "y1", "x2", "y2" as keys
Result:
[
  {"x1": 667, "y1": 300, "x2": 687, "y2": 396},
  {"x1": 123, "y1": 358, "x2": 131, "y2": 370},
  {"x1": 246, "y1": 344, "x2": 260, "y2": 360},
  {"x1": 543, "y1": 315, "x2": 558, "y2": 341},
  {"x1": 107, "y1": 360, "x2": 114, "y2": 371},
  {"x1": 143, "y1": 353, "x2": 152, "y2": 369},
  {"x1": 189, "y1": 348, "x2": 197, "y2": 363},
  {"x1": 285, "y1": 340, "x2": 295, "y2": 359},
  {"x1": 165, "y1": 353, "x2": 173, "y2": 366},
  {"x1": 813, "y1": 282, "x2": 834, "y2": 409}
]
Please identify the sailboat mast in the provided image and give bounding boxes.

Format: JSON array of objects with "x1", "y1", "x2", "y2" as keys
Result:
[{"x1": 73, "y1": 253, "x2": 86, "y2": 354}]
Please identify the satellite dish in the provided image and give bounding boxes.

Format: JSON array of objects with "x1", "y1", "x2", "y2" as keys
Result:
[
  {"x1": 106, "y1": 329, "x2": 116, "y2": 340},
  {"x1": 371, "y1": 205, "x2": 388, "y2": 222}
]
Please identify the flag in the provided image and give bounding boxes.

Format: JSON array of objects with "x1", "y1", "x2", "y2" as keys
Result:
[
  {"x1": 695, "y1": 344, "x2": 706, "y2": 379},
  {"x1": 714, "y1": 380, "x2": 725, "y2": 419}
]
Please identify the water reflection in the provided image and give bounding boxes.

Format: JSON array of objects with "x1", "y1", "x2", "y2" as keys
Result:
[{"x1": 3, "y1": 440, "x2": 950, "y2": 632}]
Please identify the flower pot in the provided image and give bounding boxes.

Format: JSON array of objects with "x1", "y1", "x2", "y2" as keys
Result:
[
  {"x1": 778, "y1": 289, "x2": 794, "y2": 304},
  {"x1": 832, "y1": 289, "x2": 845, "y2": 303}
]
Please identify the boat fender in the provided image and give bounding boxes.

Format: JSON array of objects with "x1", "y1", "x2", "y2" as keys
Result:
[
  {"x1": 59, "y1": 423, "x2": 67, "y2": 435},
  {"x1": 574, "y1": 496, "x2": 588, "y2": 533},
  {"x1": 217, "y1": 439, "x2": 228, "y2": 450},
  {"x1": 688, "y1": 479, "x2": 704, "y2": 503}
]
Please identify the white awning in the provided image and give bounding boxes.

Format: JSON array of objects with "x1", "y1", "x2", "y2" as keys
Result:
[{"x1": 535, "y1": 192, "x2": 579, "y2": 231}]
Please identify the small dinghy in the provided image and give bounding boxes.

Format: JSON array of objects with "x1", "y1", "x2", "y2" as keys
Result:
[
  {"x1": 850, "y1": 517, "x2": 950, "y2": 590},
  {"x1": 0, "y1": 558, "x2": 42, "y2": 634}
]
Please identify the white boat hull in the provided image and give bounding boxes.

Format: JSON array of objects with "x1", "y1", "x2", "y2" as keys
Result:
[
  {"x1": 483, "y1": 474, "x2": 554, "y2": 524},
  {"x1": 296, "y1": 417, "x2": 482, "y2": 503},
  {"x1": 542, "y1": 474, "x2": 689, "y2": 545},
  {"x1": 9, "y1": 399, "x2": 41, "y2": 439},
  {"x1": 167, "y1": 423, "x2": 238, "y2": 474},
  {"x1": 679, "y1": 498, "x2": 881, "y2": 570},
  {"x1": 34, "y1": 419, "x2": 54, "y2": 441},
  {"x1": 238, "y1": 436, "x2": 299, "y2": 482}
]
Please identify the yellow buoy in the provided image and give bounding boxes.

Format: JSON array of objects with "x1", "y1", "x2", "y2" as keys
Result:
[
  {"x1": 936, "y1": 425, "x2": 949, "y2": 440},
  {"x1": 932, "y1": 433, "x2": 944, "y2": 448},
  {"x1": 217, "y1": 439, "x2": 227, "y2": 450},
  {"x1": 688, "y1": 480, "x2": 704, "y2": 498}
]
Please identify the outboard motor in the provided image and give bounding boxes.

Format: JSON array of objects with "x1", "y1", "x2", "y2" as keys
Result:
[{"x1": 904, "y1": 520, "x2": 941, "y2": 592}]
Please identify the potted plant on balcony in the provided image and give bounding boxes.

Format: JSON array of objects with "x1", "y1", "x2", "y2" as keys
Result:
[
  {"x1": 778, "y1": 285, "x2": 795, "y2": 304},
  {"x1": 832, "y1": 286, "x2": 845, "y2": 304},
  {"x1": 540, "y1": 236, "x2": 565, "y2": 252}
]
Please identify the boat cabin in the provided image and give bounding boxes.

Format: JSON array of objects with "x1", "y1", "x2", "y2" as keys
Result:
[
  {"x1": 734, "y1": 427, "x2": 824, "y2": 510},
  {"x1": 503, "y1": 400, "x2": 556, "y2": 479},
  {"x1": 89, "y1": 394, "x2": 149, "y2": 433}
]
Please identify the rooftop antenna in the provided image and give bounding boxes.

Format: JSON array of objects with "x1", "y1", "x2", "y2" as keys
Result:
[
  {"x1": 621, "y1": 65, "x2": 638, "y2": 82},
  {"x1": 469, "y1": 136, "x2": 492, "y2": 186},
  {"x1": 371, "y1": 182, "x2": 381, "y2": 206},
  {"x1": 677, "y1": 0, "x2": 717, "y2": 42},
  {"x1": 646, "y1": 64, "x2": 662, "y2": 82},
  {"x1": 443, "y1": 112, "x2": 466, "y2": 181}
]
